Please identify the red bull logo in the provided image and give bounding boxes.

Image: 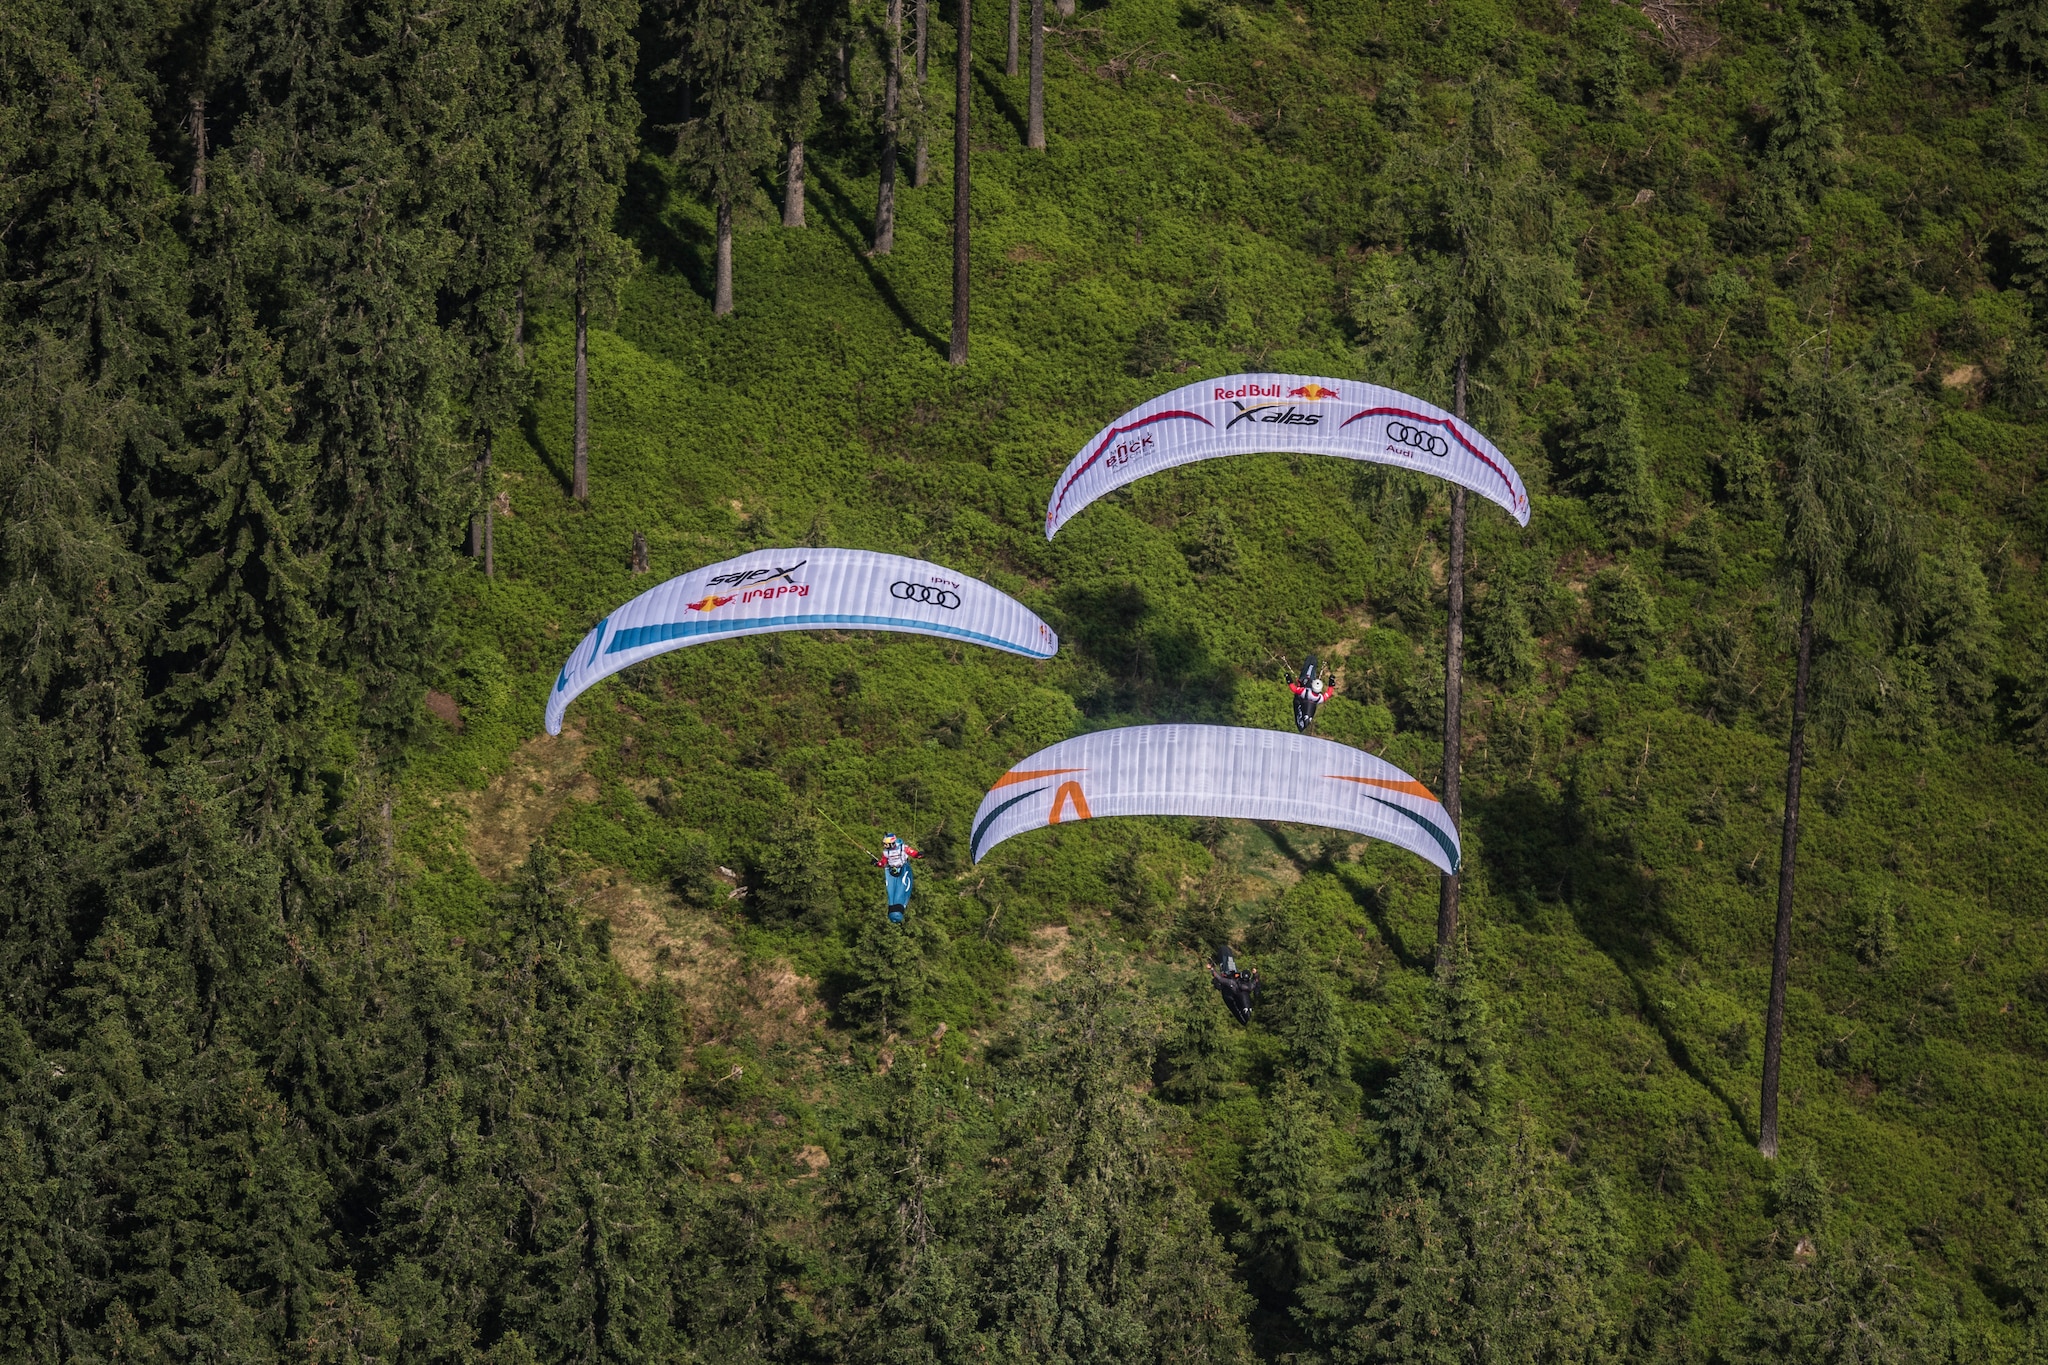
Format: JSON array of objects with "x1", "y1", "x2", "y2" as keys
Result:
[
  {"x1": 1287, "y1": 382, "x2": 1340, "y2": 401},
  {"x1": 685, "y1": 594, "x2": 736, "y2": 612}
]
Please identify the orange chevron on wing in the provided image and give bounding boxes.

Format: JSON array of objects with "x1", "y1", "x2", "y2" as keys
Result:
[
  {"x1": 992, "y1": 767, "x2": 1087, "y2": 788},
  {"x1": 1325, "y1": 774, "x2": 1440, "y2": 802}
]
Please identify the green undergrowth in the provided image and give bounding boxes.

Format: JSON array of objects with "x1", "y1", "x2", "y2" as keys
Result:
[{"x1": 400, "y1": 0, "x2": 2048, "y2": 1352}]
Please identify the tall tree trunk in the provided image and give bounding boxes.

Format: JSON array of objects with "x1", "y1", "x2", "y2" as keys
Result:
[
  {"x1": 470, "y1": 452, "x2": 485, "y2": 557},
  {"x1": 950, "y1": 0, "x2": 972, "y2": 365},
  {"x1": 834, "y1": 44, "x2": 849, "y2": 104},
  {"x1": 784, "y1": 138, "x2": 807, "y2": 227},
  {"x1": 1436, "y1": 354, "x2": 1468, "y2": 965},
  {"x1": 914, "y1": 0, "x2": 930, "y2": 188},
  {"x1": 481, "y1": 431, "x2": 495, "y2": 577},
  {"x1": 714, "y1": 190, "x2": 734, "y2": 315},
  {"x1": 1027, "y1": 0, "x2": 1045, "y2": 149},
  {"x1": 1759, "y1": 573, "x2": 1816, "y2": 1159},
  {"x1": 875, "y1": 0, "x2": 903, "y2": 253},
  {"x1": 573, "y1": 261, "x2": 590, "y2": 502},
  {"x1": 188, "y1": 95, "x2": 208, "y2": 198},
  {"x1": 1007, "y1": 0, "x2": 1019, "y2": 76}
]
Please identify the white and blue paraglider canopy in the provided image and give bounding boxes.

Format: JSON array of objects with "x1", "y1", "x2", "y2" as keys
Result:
[
  {"x1": 545, "y1": 547, "x2": 1059, "y2": 735},
  {"x1": 969, "y1": 724, "x2": 1461, "y2": 874},
  {"x1": 1045, "y1": 372, "x2": 1531, "y2": 537}
]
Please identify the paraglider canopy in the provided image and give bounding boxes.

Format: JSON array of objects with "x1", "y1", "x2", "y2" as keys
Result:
[
  {"x1": 545, "y1": 547, "x2": 1058, "y2": 735},
  {"x1": 1045, "y1": 372, "x2": 1530, "y2": 537},
  {"x1": 969, "y1": 724, "x2": 1460, "y2": 874}
]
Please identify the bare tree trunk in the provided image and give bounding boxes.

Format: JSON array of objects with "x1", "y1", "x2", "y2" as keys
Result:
[
  {"x1": 470, "y1": 453, "x2": 485, "y2": 558},
  {"x1": 1759, "y1": 574, "x2": 1816, "y2": 1159},
  {"x1": 1027, "y1": 0, "x2": 1045, "y2": 150},
  {"x1": 834, "y1": 44, "x2": 849, "y2": 104},
  {"x1": 573, "y1": 261, "x2": 589, "y2": 502},
  {"x1": 1436, "y1": 355, "x2": 1468, "y2": 966},
  {"x1": 874, "y1": 0, "x2": 902, "y2": 253},
  {"x1": 631, "y1": 530, "x2": 650, "y2": 574},
  {"x1": 188, "y1": 96, "x2": 208, "y2": 198},
  {"x1": 950, "y1": 0, "x2": 971, "y2": 366},
  {"x1": 1007, "y1": 0, "x2": 1018, "y2": 75},
  {"x1": 483, "y1": 430, "x2": 495, "y2": 578},
  {"x1": 784, "y1": 138, "x2": 807, "y2": 227},
  {"x1": 714, "y1": 190, "x2": 734, "y2": 315},
  {"x1": 914, "y1": 0, "x2": 930, "y2": 188}
]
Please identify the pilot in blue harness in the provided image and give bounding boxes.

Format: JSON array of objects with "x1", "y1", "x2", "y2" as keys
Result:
[{"x1": 876, "y1": 833, "x2": 922, "y2": 923}]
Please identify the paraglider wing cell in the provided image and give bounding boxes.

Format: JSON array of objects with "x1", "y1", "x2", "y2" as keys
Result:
[
  {"x1": 1045, "y1": 373, "x2": 1530, "y2": 537},
  {"x1": 968, "y1": 724, "x2": 1460, "y2": 874},
  {"x1": 546, "y1": 548, "x2": 1059, "y2": 735}
]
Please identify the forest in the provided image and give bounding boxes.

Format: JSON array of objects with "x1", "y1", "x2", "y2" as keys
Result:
[{"x1": 5, "y1": 0, "x2": 2048, "y2": 1356}]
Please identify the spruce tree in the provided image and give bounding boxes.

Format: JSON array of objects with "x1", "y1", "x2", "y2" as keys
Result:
[
  {"x1": 978, "y1": 949, "x2": 1255, "y2": 1362},
  {"x1": 0, "y1": 12, "x2": 175, "y2": 1012},
  {"x1": 1405, "y1": 69, "x2": 1578, "y2": 957},
  {"x1": 1304, "y1": 960, "x2": 1611, "y2": 1364},
  {"x1": 949, "y1": 0, "x2": 972, "y2": 365},
  {"x1": 526, "y1": 0, "x2": 641, "y2": 500},
  {"x1": 670, "y1": 0, "x2": 782, "y2": 316},
  {"x1": 1757, "y1": 366, "x2": 1909, "y2": 1159},
  {"x1": 832, "y1": 1062, "x2": 983, "y2": 1363},
  {"x1": 1765, "y1": 33, "x2": 1844, "y2": 203},
  {"x1": 875, "y1": 0, "x2": 905, "y2": 254},
  {"x1": 1027, "y1": 0, "x2": 1045, "y2": 149},
  {"x1": 1234, "y1": 1076, "x2": 1338, "y2": 1310},
  {"x1": 1564, "y1": 373, "x2": 1661, "y2": 541},
  {"x1": 1983, "y1": 0, "x2": 2048, "y2": 72}
]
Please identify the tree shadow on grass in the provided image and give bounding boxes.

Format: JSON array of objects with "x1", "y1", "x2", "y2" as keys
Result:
[
  {"x1": 1471, "y1": 778, "x2": 1756, "y2": 1143},
  {"x1": 975, "y1": 60, "x2": 1027, "y2": 144},
  {"x1": 521, "y1": 405, "x2": 572, "y2": 497},
  {"x1": 622, "y1": 155, "x2": 713, "y2": 302},
  {"x1": 803, "y1": 162, "x2": 947, "y2": 355},
  {"x1": 1261, "y1": 825, "x2": 1430, "y2": 972}
]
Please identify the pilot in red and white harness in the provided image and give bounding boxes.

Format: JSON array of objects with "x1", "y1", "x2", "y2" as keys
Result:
[{"x1": 1290, "y1": 655, "x2": 1335, "y2": 732}]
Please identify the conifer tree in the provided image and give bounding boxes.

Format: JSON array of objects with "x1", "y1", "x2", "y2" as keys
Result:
[
  {"x1": 979, "y1": 950, "x2": 1255, "y2": 1362},
  {"x1": 1406, "y1": 69, "x2": 1578, "y2": 957},
  {"x1": 1235, "y1": 1076, "x2": 1338, "y2": 1310},
  {"x1": 1765, "y1": 33, "x2": 1844, "y2": 203},
  {"x1": 1564, "y1": 372, "x2": 1661, "y2": 542},
  {"x1": 913, "y1": 0, "x2": 931, "y2": 188},
  {"x1": 1757, "y1": 366, "x2": 1910, "y2": 1159},
  {"x1": 527, "y1": 0, "x2": 641, "y2": 500},
  {"x1": 833, "y1": 1062, "x2": 983, "y2": 1363},
  {"x1": 153, "y1": 170, "x2": 329, "y2": 796},
  {"x1": 1983, "y1": 0, "x2": 2048, "y2": 72},
  {"x1": 1157, "y1": 973, "x2": 1237, "y2": 1103},
  {"x1": 874, "y1": 0, "x2": 905, "y2": 253},
  {"x1": 1731, "y1": 1155, "x2": 1925, "y2": 1365},
  {"x1": 0, "y1": 12, "x2": 176, "y2": 1010},
  {"x1": 1304, "y1": 958, "x2": 1611, "y2": 1364},
  {"x1": 448, "y1": 1, "x2": 542, "y2": 576},
  {"x1": 671, "y1": 0, "x2": 782, "y2": 316},
  {"x1": 775, "y1": 0, "x2": 834, "y2": 228},
  {"x1": 949, "y1": 0, "x2": 972, "y2": 365},
  {"x1": 1027, "y1": 0, "x2": 1046, "y2": 149}
]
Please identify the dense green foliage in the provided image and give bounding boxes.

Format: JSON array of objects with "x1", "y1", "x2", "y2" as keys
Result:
[{"x1": 6, "y1": 0, "x2": 2048, "y2": 1357}]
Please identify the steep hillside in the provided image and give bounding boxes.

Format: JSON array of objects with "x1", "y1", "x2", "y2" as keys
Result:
[{"x1": 405, "y1": 0, "x2": 2048, "y2": 1352}]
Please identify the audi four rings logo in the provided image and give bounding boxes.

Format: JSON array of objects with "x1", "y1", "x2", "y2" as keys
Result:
[
  {"x1": 1386, "y1": 421, "x2": 1450, "y2": 457},
  {"x1": 891, "y1": 581, "x2": 962, "y2": 609}
]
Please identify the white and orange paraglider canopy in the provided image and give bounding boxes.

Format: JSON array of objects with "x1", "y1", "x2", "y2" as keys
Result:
[{"x1": 970, "y1": 724, "x2": 1460, "y2": 874}]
